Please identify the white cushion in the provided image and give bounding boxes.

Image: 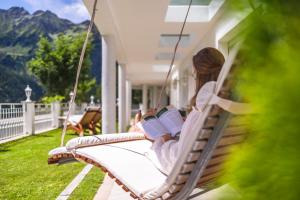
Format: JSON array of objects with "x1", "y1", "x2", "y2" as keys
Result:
[
  {"x1": 74, "y1": 140, "x2": 167, "y2": 197},
  {"x1": 66, "y1": 132, "x2": 146, "y2": 150},
  {"x1": 48, "y1": 146, "x2": 70, "y2": 156}
]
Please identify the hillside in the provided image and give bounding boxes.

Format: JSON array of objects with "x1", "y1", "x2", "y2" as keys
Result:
[{"x1": 0, "y1": 7, "x2": 101, "y2": 102}]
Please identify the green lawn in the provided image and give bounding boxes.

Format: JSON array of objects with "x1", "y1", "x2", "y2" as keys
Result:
[{"x1": 0, "y1": 129, "x2": 104, "y2": 200}]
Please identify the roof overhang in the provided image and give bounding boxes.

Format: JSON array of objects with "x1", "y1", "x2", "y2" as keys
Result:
[{"x1": 83, "y1": 0, "x2": 225, "y2": 85}]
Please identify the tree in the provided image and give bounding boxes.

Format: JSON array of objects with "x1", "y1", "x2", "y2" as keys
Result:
[{"x1": 27, "y1": 33, "x2": 96, "y2": 102}]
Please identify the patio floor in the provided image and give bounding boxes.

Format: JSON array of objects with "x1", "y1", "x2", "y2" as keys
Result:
[{"x1": 93, "y1": 175, "x2": 240, "y2": 200}]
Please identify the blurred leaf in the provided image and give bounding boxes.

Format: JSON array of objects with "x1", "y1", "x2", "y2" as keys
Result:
[{"x1": 221, "y1": 1, "x2": 300, "y2": 200}]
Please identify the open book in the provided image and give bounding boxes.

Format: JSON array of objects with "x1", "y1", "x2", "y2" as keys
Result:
[{"x1": 139, "y1": 106, "x2": 184, "y2": 140}]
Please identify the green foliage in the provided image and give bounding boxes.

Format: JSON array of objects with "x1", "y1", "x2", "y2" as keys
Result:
[
  {"x1": 220, "y1": 1, "x2": 300, "y2": 200},
  {"x1": 0, "y1": 64, "x2": 43, "y2": 102},
  {"x1": 41, "y1": 95, "x2": 65, "y2": 103},
  {"x1": 27, "y1": 34, "x2": 96, "y2": 103}
]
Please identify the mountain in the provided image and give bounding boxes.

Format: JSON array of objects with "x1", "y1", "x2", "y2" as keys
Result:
[{"x1": 0, "y1": 7, "x2": 102, "y2": 103}]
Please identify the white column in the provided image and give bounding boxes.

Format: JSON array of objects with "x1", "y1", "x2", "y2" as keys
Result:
[
  {"x1": 126, "y1": 81, "x2": 132, "y2": 126},
  {"x1": 178, "y1": 68, "x2": 188, "y2": 109},
  {"x1": 102, "y1": 36, "x2": 116, "y2": 134},
  {"x1": 23, "y1": 102, "x2": 35, "y2": 135},
  {"x1": 118, "y1": 64, "x2": 126, "y2": 133},
  {"x1": 170, "y1": 80, "x2": 176, "y2": 106},
  {"x1": 148, "y1": 86, "x2": 153, "y2": 108},
  {"x1": 182, "y1": 70, "x2": 189, "y2": 108},
  {"x1": 152, "y1": 86, "x2": 158, "y2": 109},
  {"x1": 142, "y1": 84, "x2": 148, "y2": 114},
  {"x1": 161, "y1": 86, "x2": 169, "y2": 107}
]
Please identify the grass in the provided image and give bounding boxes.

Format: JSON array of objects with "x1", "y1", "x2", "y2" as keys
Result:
[{"x1": 0, "y1": 129, "x2": 104, "y2": 200}]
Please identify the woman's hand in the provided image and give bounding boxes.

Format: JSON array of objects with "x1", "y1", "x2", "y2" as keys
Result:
[
  {"x1": 134, "y1": 108, "x2": 156, "y2": 124},
  {"x1": 134, "y1": 110, "x2": 142, "y2": 124}
]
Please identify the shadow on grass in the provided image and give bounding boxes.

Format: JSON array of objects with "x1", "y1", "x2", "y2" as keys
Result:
[
  {"x1": 33, "y1": 134, "x2": 52, "y2": 138},
  {"x1": 0, "y1": 136, "x2": 30, "y2": 146},
  {"x1": 0, "y1": 148, "x2": 10, "y2": 152}
]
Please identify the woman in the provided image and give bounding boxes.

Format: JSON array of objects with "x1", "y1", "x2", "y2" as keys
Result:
[
  {"x1": 148, "y1": 47, "x2": 225, "y2": 174},
  {"x1": 131, "y1": 47, "x2": 225, "y2": 142}
]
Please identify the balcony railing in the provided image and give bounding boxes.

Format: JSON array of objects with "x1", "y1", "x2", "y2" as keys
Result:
[{"x1": 0, "y1": 102, "x2": 87, "y2": 142}]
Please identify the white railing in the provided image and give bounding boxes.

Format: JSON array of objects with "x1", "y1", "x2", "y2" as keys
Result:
[
  {"x1": 0, "y1": 84, "x2": 97, "y2": 143},
  {"x1": 61, "y1": 103, "x2": 87, "y2": 116},
  {"x1": 34, "y1": 116, "x2": 53, "y2": 133},
  {"x1": 35, "y1": 103, "x2": 51, "y2": 116},
  {"x1": 0, "y1": 103, "x2": 24, "y2": 140},
  {"x1": 0, "y1": 101, "x2": 90, "y2": 142},
  {"x1": 0, "y1": 103, "x2": 23, "y2": 119},
  {"x1": 61, "y1": 103, "x2": 69, "y2": 111},
  {"x1": 34, "y1": 103, "x2": 53, "y2": 133},
  {"x1": 61, "y1": 103, "x2": 70, "y2": 116},
  {"x1": 0, "y1": 102, "x2": 88, "y2": 142},
  {"x1": 75, "y1": 104, "x2": 86, "y2": 115}
]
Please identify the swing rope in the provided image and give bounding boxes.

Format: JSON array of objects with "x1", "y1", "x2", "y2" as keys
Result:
[
  {"x1": 61, "y1": 0, "x2": 98, "y2": 146},
  {"x1": 156, "y1": 0, "x2": 193, "y2": 109}
]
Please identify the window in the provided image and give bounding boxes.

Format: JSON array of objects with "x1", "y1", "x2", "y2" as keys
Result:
[
  {"x1": 152, "y1": 65, "x2": 174, "y2": 73},
  {"x1": 155, "y1": 52, "x2": 181, "y2": 60},
  {"x1": 159, "y1": 34, "x2": 191, "y2": 47},
  {"x1": 165, "y1": 0, "x2": 225, "y2": 22}
]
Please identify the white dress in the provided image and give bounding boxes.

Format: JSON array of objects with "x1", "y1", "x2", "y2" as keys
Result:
[{"x1": 146, "y1": 81, "x2": 217, "y2": 175}]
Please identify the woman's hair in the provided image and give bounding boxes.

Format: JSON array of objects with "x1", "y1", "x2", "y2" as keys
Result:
[{"x1": 189, "y1": 47, "x2": 225, "y2": 109}]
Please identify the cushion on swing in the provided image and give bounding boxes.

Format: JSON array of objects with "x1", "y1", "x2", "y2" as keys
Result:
[
  {"x1": 48, "y1": 132, "x2": 146, "y2": 165},
  {"x1": 65, "y1": 132, "x2": 146, "y2": 150},
  {"x1": 74, "y1": 140, "x2": 168, "y2": 197},
  {"x1": 49, "y1": 146, "x2": 70, "y2": 156}
]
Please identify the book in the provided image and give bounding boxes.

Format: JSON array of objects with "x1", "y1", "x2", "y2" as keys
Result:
[{"x1": 140, "y1": 105, "x2": 184, "y2": 140}]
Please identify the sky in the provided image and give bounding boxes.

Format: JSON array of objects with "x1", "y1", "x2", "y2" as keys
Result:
[{"x1": 0, "y1": 0, "x2": 90, "y2": 23}]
